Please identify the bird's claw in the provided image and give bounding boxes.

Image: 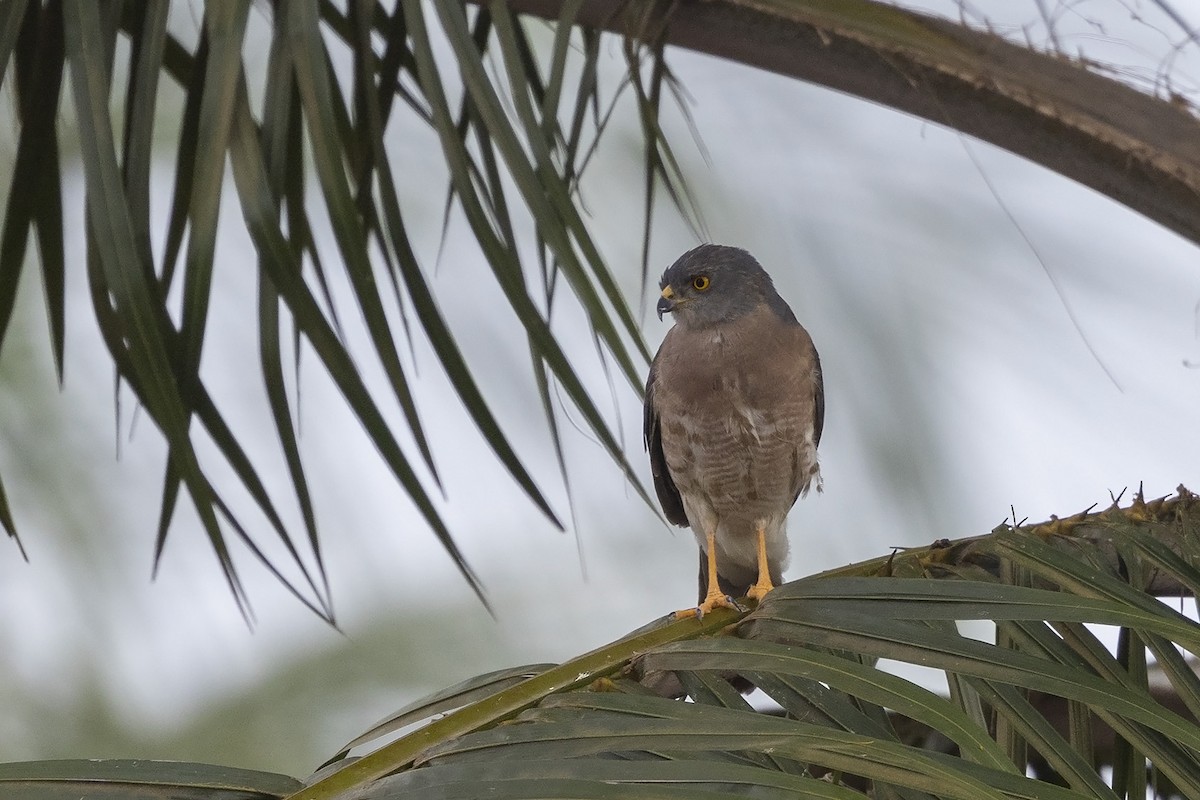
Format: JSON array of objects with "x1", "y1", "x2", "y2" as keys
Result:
[
  {"x1": 675, "y1": 593, "x2": 742, "y2": 619},
  {"x1": 745, "y1": 583, "x2": 773, "y2": 604}
]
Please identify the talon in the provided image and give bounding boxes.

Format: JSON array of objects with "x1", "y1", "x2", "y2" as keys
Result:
[
  {"x1": 676, "y1": 592, "x2": 740, "y2": 619},
  {"x1": 745, "y1": 583, "x2": 772, "y2": 603}
]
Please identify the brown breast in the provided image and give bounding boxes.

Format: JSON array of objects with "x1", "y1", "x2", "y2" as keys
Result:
[{"x1": 652, "y1": 304, "x2": 821, "y2": 525}]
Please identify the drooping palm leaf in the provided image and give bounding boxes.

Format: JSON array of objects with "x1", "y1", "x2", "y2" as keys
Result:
[
  {"x1": 4, "y1": 1, "x2": 1200, "y2": 621},
  {"x1": 0, "y1": 1, "x2": 671, "y2": 614}
]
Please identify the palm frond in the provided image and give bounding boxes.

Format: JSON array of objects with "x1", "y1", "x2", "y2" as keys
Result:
[
  {"x1": 6, "y1": 489, "x2": 1198, "y2": 798},
  {"x1": 0, "y1": 759, "x2": 301, "y2": 800},
  {"x1": 0, "y1": 1, "x2": 675, "y2": 613},
  {"x1": 286, "y1": 487, "x2": 1200, "y2": 800},
  {"x1": 5, "y1": 1, "x2": 1200, "y2": 621}
]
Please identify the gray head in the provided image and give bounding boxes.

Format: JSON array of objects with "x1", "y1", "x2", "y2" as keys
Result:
[{"x1": 656, "y1": 244, "x2": 794, "y2": 329}]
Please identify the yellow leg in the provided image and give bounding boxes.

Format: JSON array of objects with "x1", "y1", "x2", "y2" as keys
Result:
[
  {"x1": 675, "y1": 527, "x2": 739, "y2": 618},
  {"x1": 745, "y1": 522, "x2": 773, "y2": 603}
]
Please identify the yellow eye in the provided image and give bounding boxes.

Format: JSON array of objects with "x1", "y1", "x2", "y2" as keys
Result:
[{"x1": 691, "y1": 275, "x2": 710, "y2": 291}]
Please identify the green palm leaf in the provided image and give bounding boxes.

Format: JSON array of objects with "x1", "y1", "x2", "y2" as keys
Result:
[
  {"x1": 6, "y1": 491, "x2": 1200, "y2": 798},
  {"x1": 0, "y1": 759, "x2": 300, "y2": 800},
  {"x1": 282, "y1": 489, "x2": 1200, "y2": 800},
  {"x1": 3, "y1": 0, "x2": 1200, "y2": 630}
]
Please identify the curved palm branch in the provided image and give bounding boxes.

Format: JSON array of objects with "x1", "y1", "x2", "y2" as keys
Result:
[{"x1": 1, "y1": 0, "x2": 1197, "y2": 620}]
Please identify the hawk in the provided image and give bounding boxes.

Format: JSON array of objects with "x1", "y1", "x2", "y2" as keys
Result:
[{"x1": 644, "y1": 244, "x2": 824, "y2": 616}]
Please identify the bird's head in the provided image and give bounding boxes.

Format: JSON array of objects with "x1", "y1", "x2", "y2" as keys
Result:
[{"x1": 656, "y1": 244, "x2": 787, "y2": 329}]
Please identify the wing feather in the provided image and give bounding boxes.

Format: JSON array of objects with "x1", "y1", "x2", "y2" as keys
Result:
[
  {"x1": 644, "y1": 361, "x2": 689, "y2": 526},
  {"x1": 812, "y1": 347, "x2": 825, "y2": 448}
]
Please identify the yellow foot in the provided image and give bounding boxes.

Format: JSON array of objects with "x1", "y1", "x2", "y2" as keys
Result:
[
  {"x1": 674, "y1": 592, "x2": 741, "y2": 619},
  {"x1": 745, "y1": 581, "x2": 773, "y2": 603}
]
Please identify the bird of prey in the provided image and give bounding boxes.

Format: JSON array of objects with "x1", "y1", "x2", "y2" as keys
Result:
[{"x1": 644, "y1": 244, "x2": 824, "y2": 617}]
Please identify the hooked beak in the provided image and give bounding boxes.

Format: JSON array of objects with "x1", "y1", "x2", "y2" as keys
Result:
[{"x1": 656, "y1": 286, "x2": 676, "y2": 321}]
